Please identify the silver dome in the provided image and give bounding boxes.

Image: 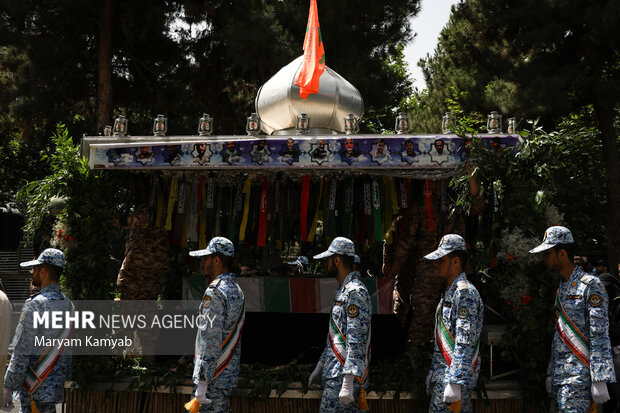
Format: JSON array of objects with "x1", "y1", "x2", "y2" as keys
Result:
[{"x1": 255, "y1": 56, "x2": 364, "y2": 135}]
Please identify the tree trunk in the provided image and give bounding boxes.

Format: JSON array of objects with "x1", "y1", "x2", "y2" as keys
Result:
[
  {"x1": 592, "y1": 91, "x2": 620, "y2": 276},
  {"x1": 96, "y1": 0, "x2": 115, "y2": 133}
]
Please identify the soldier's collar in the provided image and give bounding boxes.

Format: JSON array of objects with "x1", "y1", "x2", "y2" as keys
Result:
[
  {"x1": 446, "y1": 272, "x2": 467, "y2": 293},
  {"x1": 40, "y1": 283, "x2": 61, "y2": 293},
  {"x1": 565, "y1": 266, "x2": 584, "y2": 284},
  {"x1": 340, "y1": 271, "x2": 359, "y2": 288}
]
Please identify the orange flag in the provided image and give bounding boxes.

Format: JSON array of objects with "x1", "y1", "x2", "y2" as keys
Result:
[{"x1": 294, "y1": 0, "x2": 325, "y2": 99}]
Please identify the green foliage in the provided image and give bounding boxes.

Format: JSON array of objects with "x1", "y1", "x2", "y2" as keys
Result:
[
  {"x1": 447, "y1": 107, "x2": 612, "y2": 408},
  {"x1": 17, "y1": 124, "x2": 126, "y2": 299}
]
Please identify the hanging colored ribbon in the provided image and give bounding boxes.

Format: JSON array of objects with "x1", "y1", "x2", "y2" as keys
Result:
[
  {"x1": 307, "y1": 177, "x2": 324, "y2": 242},
  {"x1": 271, "y1": 179, "x2": 281, "y2": 249},
  {"x1": 199, "y1": 177, "x2": 207, "y2": 249},
  {"x1": 327, "y1": 179, "x2": 338, "y2": 240},
  {"x1": 383, "y1": 176, "x2": 395, "y2": 244},
  {"x1": 239, "y1": 178, "x2": 252, "y2": 241},
  {"x1": 300, "y1": 175, "x2": 311, "y2": 242},
  {"x1": 205, "y1": 178, "x2": 215, "y2": 241},
  {"x1": 176, "y1": 181, "x2": 188, "y2": 246},
  {"x1": 229, "y1": 182, "x2": 243, "y2": 244},
  {"x1": 362, "y1": 181, "x2": 373, "y2": 243},
  {"x1": 342, "y1": 179, "x2": 354, "y2": 238},
  {"x1": 214, "y1": 184, "x2": 223, "y2": 237},
  {"x1": 181, "y1": 183, "x2": 192, "y2": 248},
  {"x1": 372, "y1": 178, "x2": 383, "y2": 242},
  {"x1": 188, "y1": 182, "x2": 199, "y2": 243},
  {"x1": 165, "y1": 177, "x2": 179, "y2": 231},
  {"x1": 398, "y1": 178, "x2": 408, "y2": 209},
  {"x1": 257, "y1": 178, "x2": 269, "y2": 247},
  {"x1": 424, "y1": 179, "x2": 436, "y2": 232}
]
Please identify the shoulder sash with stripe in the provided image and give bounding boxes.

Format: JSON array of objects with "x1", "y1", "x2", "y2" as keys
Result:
[
  {"x1": 434, "y1": 301, "x2": 480, "y2": 370},
  {"x1": 328, "y1": 308, "x2": 371, "y2": 383},
  {"x1": 24, "y1": 300, "x2": 74, "y2": 394},
  {"x1": 555, "y1": 290, "x2": 590, "y2": 367},
  {"x1": 195, "y1": 297, "x2": 246, "y2": 380}
]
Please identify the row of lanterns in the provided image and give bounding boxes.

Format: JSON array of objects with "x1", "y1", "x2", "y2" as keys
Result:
[
  {"x1": 441, "y1": 111, "x2": 517, "y2": 134},
  {"x1": 104, "y1": 111, "x2": 517, "y2": 137}
]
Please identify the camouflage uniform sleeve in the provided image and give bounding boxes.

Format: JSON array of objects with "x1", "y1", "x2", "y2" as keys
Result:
[
  {"x1": 586, "y1": 280, "x2": 616, "y2": 383},
  {"x1": 194, "y1": 287, "x2": 225, "y2": 384},
  {"x1": 4, "y1": 299, "x2": 38, "y2": 390},
  {"x1": 447, "y1": 288, "x2": 481, "y2": 386},
  {"x1": 342, "y1": 289, "x2": 371, "y2": 378}
]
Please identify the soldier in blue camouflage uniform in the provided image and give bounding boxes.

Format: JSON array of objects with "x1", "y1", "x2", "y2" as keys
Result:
[
  {"x1": 423, "y1": 235, "x2": 483, "y2": 413},
  {"x1": 309, "y1": 238, "x2": 372, "y2": 413},
  {"x1": 529, "y1": 226, "x2": 615, "y2": 412},
  {"x1": 2, "y1": 248, "x2": 72, "y2": 413},
  {"x1": 189, "y1": 237, "x2": 245, "y2": 413}
]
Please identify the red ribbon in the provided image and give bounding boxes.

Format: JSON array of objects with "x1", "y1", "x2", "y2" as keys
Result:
[
  {"x1": 258, "y1": 178, "x2": 269, "y2": 247},
  {"x1": 424, "y1": 179, "x2": 436, "y2": 232},
  {"x1": 300, "y1": 175, "x2": 311, "y2": 241}
]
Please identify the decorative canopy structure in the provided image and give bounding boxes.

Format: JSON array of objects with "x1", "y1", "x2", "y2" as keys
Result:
[{"x1": 255, "y1": 56, "x2": 363, "y2": 135}]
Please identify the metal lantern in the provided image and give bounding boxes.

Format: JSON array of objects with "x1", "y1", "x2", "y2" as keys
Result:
[
  {"x1": 344, "y1": 114, "x2": 359, "y2": 134},
  {"x1": 507, "y1": 117, "x2": 516, "y2": 134},
  {"x1": 103, "y1": 125, "x2": 112, "y2": 137},
  {"x1": 296, "y1": 113, "x2": 310, "y2": 135},
  {"x1": 246, "y1": 113, "x2": 261, "y2": 135},
  {"x1": 487, "y1": 111, "x2": 502, "y2": 133},
  {"x1": 395, "y1": 112, "x2": 410, "y2": 134},
  {"x1": 113, "y1": 115, "x2": 128, "y2": 137},
  {"x1": 441, "y1": 112, "x2": 452, "y2": 134},
  {"x1": 198, "y1": 113, "x2": 213, "y2": 136},
  {"x1": 153, "y1": 114, "x2": 167, "y2": 136}
]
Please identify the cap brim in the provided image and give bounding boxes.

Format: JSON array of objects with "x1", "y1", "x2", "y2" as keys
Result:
[
  {"x1": 286, "y1": 261, "x2": 298, "y2": 265},
  {"x1": 528, "y1": 243, "x2": 554, "y2": 254},
  {"x1": 189, "y1": 249, "x2": 214, "y2": 257},
  {"x1": 313, "y1": 251, "x2": 334, "y2": 259},
  {"x1": 423, "y1": 249, "x2": 450, "y2": 260},
  {"x1": 20, "y1": 260, "x2": 41, "y2": 268}
]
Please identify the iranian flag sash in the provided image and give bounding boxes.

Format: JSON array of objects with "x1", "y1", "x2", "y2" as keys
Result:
[
  {"x1": 195, "y1": 298, "x2": 246, "y2": 379},
  {"x1": 434, "y1": 302, "x2": 480, "y2": 370},
  {"x1": 24, "y1": 301, "x2": 75, "y2": 394},
  {"x1": 328, "y1": 309, "x2": 371, "y2": 382},
  {"x1": 555, "y1": 291, "x2": 590, "y2": 367}
]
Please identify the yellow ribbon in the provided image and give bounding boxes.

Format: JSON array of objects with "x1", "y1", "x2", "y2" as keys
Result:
[
  {"x1": 165, "y1": 177, "x2": 179, "y2": 230},
  {"x1": 239, "y1": 178, "x2": 252, "y2": 241}
]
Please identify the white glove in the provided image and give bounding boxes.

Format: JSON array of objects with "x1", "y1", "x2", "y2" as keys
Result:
[
  {"x1": 591, "y1": 382, "x2": 610, "y2": 404},
  {"x1": 442, "y1": 383, "x2": 461, "y2": 403},
  {"x1": 308, "y1": 361, "x2": 324, "y2": 386},
  {"x1": 0, "y1": 388, "x2": 13, "y2": 411},
  {"x1": 545, "y1": 376, "x2": 553, "y2": 394},
  {"x1": 338, "y1": 374, "x2": 355, "y2": 405},
  {"x1": 425, "y1": 371, "x2": 433, "y2": 396},
  {"x1": 195, "y1": 381, "x2": 212, "y2": 405}
]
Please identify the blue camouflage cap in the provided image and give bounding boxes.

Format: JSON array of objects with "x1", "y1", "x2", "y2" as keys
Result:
[
  {"x1": 354, "y1": 254, "x2": 360, "y2": 264},
  {"x1": 424, "y1": 234, "x2": 467, "y2": 260},
  {"x1": 20, "y1": 248, "x2": 65, "y2": 268},
  {"x1": 287, "y1": 256, "x2": 309, "y2": 266},
  {"x1": 529, "y1": 226, "x2": 574, "y2": 254},
  {"x1": 189, "y1": 236, "x2": 235, "y2": 257},
  {"x1": 313, "y1": 237, "x2": 355, "y2": 259}
]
